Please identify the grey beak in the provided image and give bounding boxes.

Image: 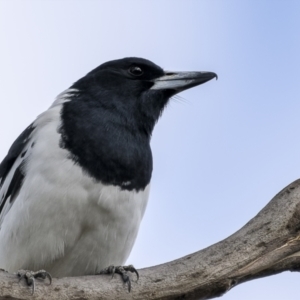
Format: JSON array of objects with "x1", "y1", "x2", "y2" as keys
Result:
[{"x1": 150, "y1": 71, "x2": 217, "y2": 92}]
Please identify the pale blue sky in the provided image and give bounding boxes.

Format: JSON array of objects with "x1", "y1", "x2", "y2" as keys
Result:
[{"x1": 1, "y1": 1, "x2": 300, "y2": 299}]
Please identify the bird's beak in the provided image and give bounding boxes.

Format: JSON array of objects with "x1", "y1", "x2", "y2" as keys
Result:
[{"x1": 150, "y1": 71, "x2": 217, "y2": 93}]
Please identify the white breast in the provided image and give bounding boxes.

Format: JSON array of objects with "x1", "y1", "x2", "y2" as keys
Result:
[{"x1": 0, "y1": 97, "x2": 150, "y2": 277}]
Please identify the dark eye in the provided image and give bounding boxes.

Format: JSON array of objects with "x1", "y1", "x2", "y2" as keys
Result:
[{"x1": 128, "y1": 66, "x2": 143, "y2": 76}]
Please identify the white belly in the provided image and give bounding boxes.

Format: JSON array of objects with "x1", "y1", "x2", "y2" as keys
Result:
[{"x1": 0, "y1": 158, "x2": 149, "y2": 277}]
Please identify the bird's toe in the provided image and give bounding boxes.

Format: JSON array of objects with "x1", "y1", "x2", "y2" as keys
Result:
[
  {"x1": 98, "y1": 264, "x2": 139, "y2": 292},
  {"x1": 17, "y1": 269, "x2": 52, "y2": 294}
]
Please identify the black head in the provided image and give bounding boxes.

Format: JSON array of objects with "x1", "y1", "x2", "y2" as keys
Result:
[
  {"x1": 72, "y1": 57, "x2": 217, "y2": 135},
  {"x1": 60, "y1": 57, "x2": 217, "y2": 191}
]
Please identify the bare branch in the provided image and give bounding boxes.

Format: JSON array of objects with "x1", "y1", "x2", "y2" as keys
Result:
[{"x1": 1, "y1": 179, "x2": 300, "y2": 300}]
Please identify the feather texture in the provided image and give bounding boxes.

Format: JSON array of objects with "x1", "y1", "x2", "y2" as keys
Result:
[{"x1": 0, "y1": 90, "x2": 149, "y2": 276}]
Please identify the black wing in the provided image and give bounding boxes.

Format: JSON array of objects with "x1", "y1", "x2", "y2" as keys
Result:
[{"x1": 0, "y1": 124, "x2": 35, "y2": 217}]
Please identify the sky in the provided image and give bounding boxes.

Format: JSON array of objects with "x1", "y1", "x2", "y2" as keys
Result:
[{"x1": 0, "y1": 0, "x2": 300, "y2": 299}]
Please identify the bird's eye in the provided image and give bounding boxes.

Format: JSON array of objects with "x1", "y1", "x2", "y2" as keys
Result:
[{"x1": 128, "y1": 66, "x2": 143, "y2": 76}]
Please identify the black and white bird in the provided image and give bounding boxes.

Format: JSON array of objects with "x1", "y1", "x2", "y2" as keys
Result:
[{"x1": 0, "y1": 57, "x2": 216, "y2": 290}]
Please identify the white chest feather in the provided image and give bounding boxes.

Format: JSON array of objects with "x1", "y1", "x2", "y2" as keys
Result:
[{"x1": 0, "y1": 101, "x2": 150, "y2": 277}]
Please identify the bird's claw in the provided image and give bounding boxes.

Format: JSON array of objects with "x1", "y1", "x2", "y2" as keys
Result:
[
  {"x1": 17, "y1": 269, "x2": 52, "y2": 294},
  {"x1": 98, "y1": 264, "x2": 139, "y2": 292}
]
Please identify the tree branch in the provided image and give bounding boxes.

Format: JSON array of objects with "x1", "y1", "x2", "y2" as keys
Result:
[{"x1": 1, "y1": 179, "x2": 300, "y2": 300}]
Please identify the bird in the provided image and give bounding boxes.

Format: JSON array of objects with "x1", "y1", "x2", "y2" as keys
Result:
[{"x1": 0, "y1": 57, "x2": 216, "y2": 292}]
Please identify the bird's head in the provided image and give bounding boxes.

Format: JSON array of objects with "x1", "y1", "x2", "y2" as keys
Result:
[
  {"x1": 72, "y1": 57, "x2": 217, "y2": 135},
  {"x1": 61, "y1": 58, "x2": 217, "y2": 189}
]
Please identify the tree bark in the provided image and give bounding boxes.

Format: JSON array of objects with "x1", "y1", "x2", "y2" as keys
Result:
[{"x1": 1, "y1": 179, "x2": 300, "y2": 300}]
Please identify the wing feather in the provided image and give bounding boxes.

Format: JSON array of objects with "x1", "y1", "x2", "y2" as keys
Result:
[{"x1": 0, "y1": 124, "x2": 34, "y2": 223}]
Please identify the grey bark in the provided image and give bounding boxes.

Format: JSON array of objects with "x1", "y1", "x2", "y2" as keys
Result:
[{"x1": 1, "y1": 179, "x2": 300, "y2": 300}]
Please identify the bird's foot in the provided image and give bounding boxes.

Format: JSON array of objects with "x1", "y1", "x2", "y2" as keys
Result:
[
  {"x1": 0, "y1": 268, "x2": 8, "y2": 272},
  {"x1": 98, "y1": 264, "x2": 139, "y2": 292},
  {"x1": 17, "y1": 269, "x2": 52, "y2": 294}
]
